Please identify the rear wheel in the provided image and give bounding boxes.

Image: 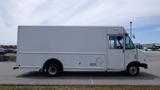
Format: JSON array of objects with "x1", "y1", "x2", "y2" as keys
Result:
[
  {"x1": 46, "y1": 63, "x2": 61, "y2": 76},
  {"x1": 127, "y1": 65, "x2": 139, "y2": 76}
]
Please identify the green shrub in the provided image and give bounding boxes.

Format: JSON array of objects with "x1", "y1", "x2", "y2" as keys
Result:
[{"x1": 0, "y1": 55, "x2": 16, "y2": 62}]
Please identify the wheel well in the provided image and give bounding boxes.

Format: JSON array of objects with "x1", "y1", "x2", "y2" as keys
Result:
[
  {"x1": 42, "y1": 58, "x2": 63, "y2": 71},
  {"x1": 127, "y1": 61, "x2": 140, "y2": 69}
]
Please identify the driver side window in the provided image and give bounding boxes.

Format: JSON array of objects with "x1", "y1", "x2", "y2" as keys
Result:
[{"x1": 109, "y1": 36, "x2": 124, "y2": 49}]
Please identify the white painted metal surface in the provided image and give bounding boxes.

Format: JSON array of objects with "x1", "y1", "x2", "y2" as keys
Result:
[{"x1": 16, "y1": 26, "x2": 146, "y2": 72}]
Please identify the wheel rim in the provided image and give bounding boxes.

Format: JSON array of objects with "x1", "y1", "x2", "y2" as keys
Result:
[
  {"x1": 48, "y1": 65, "x2": 57, "y2": 75},
  {"x1": 129, "y1": 66, "x2": 137, "y2": 75}
]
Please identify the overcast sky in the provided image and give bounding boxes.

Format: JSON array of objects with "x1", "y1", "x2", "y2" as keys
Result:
[{"x1": 0, "y1": 0, "x2": 160, "y2": 44}]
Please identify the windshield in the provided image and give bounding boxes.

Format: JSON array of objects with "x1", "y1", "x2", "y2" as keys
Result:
[{"x1": 125, "y1": 35, "x2": 135, "y2": 49}]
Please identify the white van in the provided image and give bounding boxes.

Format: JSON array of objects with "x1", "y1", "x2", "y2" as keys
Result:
[{"x1": 14, "y1": 26, "x2": 147, "y2": 76}]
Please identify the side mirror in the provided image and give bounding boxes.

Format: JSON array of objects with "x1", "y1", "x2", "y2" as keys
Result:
[
  {"x1": 136, "y1": 45, "x2": 143, "y2": 49},
  {"x1": 132, "y1": 34, "x2": 136, "y2": 39}
]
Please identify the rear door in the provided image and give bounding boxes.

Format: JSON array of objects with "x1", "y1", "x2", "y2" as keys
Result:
[{"x1": 107, "y1": 35, "x2": 125, "y2": 70}]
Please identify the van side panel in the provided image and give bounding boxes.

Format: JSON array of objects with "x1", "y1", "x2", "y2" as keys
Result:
[{"x1": 17, "y1": 26, "x2": 108, "y2": 71}]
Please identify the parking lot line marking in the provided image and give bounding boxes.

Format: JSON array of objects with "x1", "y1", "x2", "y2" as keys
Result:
[{"x1": 90, "y1": 79, "x2": 94, "y2": 85}]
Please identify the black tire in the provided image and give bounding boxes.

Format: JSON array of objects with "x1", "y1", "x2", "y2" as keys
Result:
[
  {"x1": 46, "y1": 63, "x2": 61, "y2": 76},
  {"x1": 127, "y1": 65, "x2": 139, "y2": 76}
]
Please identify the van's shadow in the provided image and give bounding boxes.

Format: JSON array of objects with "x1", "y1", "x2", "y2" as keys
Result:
[{"x1": 17, "y1": 71, "x2": 159, "y2": 80}]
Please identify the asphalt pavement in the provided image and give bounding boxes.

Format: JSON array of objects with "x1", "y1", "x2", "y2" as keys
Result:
[
  {"x1": 0, "y1": 61, "x2": 159, "y2": 85},
  {"x1": 0, "y1": 51, "x2": 160, "y2": 85}
]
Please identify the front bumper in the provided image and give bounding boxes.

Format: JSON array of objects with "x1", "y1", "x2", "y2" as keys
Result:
[{"x1": 140, "y1": 63, "x2": 148, "y2": 69}]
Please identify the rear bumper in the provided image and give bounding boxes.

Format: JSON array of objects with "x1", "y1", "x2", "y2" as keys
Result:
[
  {"x1": 140, "y1": 63, "x2": 148, "y2": 69},
  {"x1": 13, "y1": 66, "x2": 19, "y2": 70}
]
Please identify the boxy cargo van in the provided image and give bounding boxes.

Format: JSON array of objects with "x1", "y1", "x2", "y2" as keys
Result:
[{"x1": 14, "y1": 26, "x2": 148, "y2": 76}]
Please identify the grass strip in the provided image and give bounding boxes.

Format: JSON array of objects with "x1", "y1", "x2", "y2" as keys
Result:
[{"x1": 0, "y1": 85, "x2": 160, "y2": 90}]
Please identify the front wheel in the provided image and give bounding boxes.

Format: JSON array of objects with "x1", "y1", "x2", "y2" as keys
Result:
[{"x1": 127, "y1": 65, "x2": 139, "y2": 76}]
